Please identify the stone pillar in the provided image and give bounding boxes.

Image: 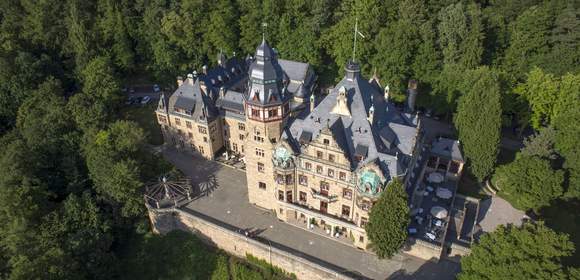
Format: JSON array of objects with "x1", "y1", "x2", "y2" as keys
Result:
[{"x1": 307, "y1": 215, "x2": 311, "y2": 229}]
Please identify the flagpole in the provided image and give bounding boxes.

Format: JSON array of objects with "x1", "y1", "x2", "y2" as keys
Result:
[{"x1": 353, "y1": 18, "x2": 358, "y2": 62}]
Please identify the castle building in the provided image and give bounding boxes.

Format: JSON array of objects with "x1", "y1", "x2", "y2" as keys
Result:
[{"x1": 156, "y1": 39, "x2": 422, "y2": 249}]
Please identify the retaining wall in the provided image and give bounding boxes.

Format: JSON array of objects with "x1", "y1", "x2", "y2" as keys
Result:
[{"x1": 148, "y1": 207, "x2": 361, "y2": 280}]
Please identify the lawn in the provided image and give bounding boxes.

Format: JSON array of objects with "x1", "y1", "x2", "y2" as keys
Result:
[{"x1": 121, "y1": 103, "x2": 164, "y2": 146}]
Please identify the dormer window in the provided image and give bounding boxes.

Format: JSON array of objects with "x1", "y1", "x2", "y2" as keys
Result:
[{"x1": 323, "y1": 139, "x2": 330, "y2": 145}]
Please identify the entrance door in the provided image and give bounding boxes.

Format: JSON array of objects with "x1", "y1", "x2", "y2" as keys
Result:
[
  {"x1": 286, "y1": 191, "x2": 293, "y2": 203},
  {"x1": 320, "y1": 201, "x2": 328, "y2": 214}
]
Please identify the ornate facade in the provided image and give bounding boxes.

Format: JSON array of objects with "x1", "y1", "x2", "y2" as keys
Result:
[{"x1": 156, "y1": 40, "x2": 423, "y2": 250}]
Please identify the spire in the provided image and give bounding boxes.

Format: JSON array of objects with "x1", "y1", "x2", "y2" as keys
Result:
[
  {"x1": 352, "y1": 17, "x2": 366, "y2": 63},
  {"x1": 262, "y1": 22, "x2": 268, "y2": 43}
]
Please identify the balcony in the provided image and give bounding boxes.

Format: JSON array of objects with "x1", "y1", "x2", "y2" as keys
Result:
[{"x1": 311, "y1": 188, "x2": 338, "y2": 203}]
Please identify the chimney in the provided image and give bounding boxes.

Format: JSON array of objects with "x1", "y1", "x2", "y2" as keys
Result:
[
  {"x1": 406, "y1": 79, "x2": 418, "y2": 112},
  {"x1": 177, "y1": 76, "x2": 183, "y2": 87},
  {"x1": 310, "y1": 94, "x2": 315, "y2": 112},
  {"x1": 219, "y1": 87, "x2": 226, "y2": 98},
  {"x1": 202, "y1": 65, "x2": 208, "y2": 75},
  {"x1": 187, "y1": 73, "x2": 194, "y2": 85},
  {"x1": 368, "y1": 104, "x2": 375, "y2": 124}
]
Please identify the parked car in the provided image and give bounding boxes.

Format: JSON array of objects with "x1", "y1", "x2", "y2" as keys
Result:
[
  {"x1": 124, "y1": 97, "x2": 135, "y2": 105},
  {"x1": 135, "y1": 97, "x2": 143, "y2": 104},
  {"x1": 141, "y1": 96, "x2": 151, "y2": 104},
  {"x1": 153, "y1": 84, "x2": 161, "y2": 92}
]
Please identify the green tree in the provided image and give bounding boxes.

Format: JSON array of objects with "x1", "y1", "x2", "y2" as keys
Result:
[
  {"x1": 454, "y1": 67, "x2": 502, "y2": 181},
  {"x1": 502, "y1": 4, "x2": 552, "y2": 83},
  {"x1": 237, "y1": 0, "x2": 262, "y2": 55},
  {"x1": 520, "y1": 126, "x2": 557, "y2": 160},
  {"x1": 493, "y1": 155, "x2": 564, "y2": 211},
  {"x1": 366, "y1": 179, "x2": 409, "y2": 259},
  {"x1": 84, "y1": 121, "x2": 146, "y2": 217},
  {"x1": 459, "y1": 222, "x2": 574, "y2": 280},
  {"x1": 547, "y1": 2, "x2": 580, "y2": 76},
  {"x1": 202, "y1": 0, "x2": 239, "y2": 62}
]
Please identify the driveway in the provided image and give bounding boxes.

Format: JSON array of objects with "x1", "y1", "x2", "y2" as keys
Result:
[{"x1": 161, "y1": 147, "x2": 460, "y2": 280}]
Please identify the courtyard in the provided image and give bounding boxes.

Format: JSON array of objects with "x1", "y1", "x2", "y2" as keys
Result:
[{"x1": 161, "y1": 146, "x2": 460, "y2": 280}]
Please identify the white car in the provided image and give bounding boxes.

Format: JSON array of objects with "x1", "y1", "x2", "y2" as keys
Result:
[
  {"x1": 153, "y1": 84, "x2": 161, "y2": 92},
  {"x1": 141, "y1": 96, "x2": 151, "y2": 104}
]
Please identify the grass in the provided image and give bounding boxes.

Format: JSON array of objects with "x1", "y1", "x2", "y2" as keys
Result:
[{"x1": 121, "y1": 103, "x2": 164, "y2": 146}]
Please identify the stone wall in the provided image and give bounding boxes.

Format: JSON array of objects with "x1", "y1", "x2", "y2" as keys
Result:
[
  {"x1": 404, "y1": 238, "x2": 443, "y2": 261},
  {"x1": 148, "y1": 207, "x2": 358, "y2": 280}
]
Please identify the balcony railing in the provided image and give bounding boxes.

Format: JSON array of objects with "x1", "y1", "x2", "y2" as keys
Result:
[{"x1": 311, "y1": 188, "x2": 338, "y2": 203}]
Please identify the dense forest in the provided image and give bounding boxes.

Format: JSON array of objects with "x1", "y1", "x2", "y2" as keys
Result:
[{"x1": 0, "y1": 0, "x2": 578, "y2": 279}]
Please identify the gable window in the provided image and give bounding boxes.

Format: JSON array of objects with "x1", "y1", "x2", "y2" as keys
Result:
[
  {"x1": 339, "y1": 172, "x2": 347, "y2": 181},
  {"x1": 323, "y1": 138, "x2": 330, "y2": 145},
  {"x1": 343, "y1": 188, "x2": 352, "y2": 200},
  {"x1": 257, "y1": 162, "x2": 264, "y2": 173},
  {"x1": 299, "y1": 191, "x2": 307, "y2": 203},
  {"x1": 158, "y1": 115, "x2": 167, "y2": 124},
  {"x1": 299, "y1": 175, "x2": 308, "y2": 186},
  {"x1": 258, "y1": 182, "x2": 266, "y2": 190},
  {"x1": 360, "y1": 217, "x2": 368, "y2": 228},
  {"x1": 320, "y1": 181, "x2": 330, "y2": 196},
  {"x1": 203, "y1": 137, "x2": 208, "y2": 143},
  {"x1": 327, "y1": 169, "x2": 334, "y2": 178},
  {"x1": 198, "y1": 126, "x2": 207, "y2": 134},
  {"x1": 238, "y1": 123, "x2": 245, "y2": 131},
  {"x1": 342, "y1": 205, "x2": 351, "y2": 217},
  {"x1": 329, "y1": 154, "x2": 335, "y2": 162}
]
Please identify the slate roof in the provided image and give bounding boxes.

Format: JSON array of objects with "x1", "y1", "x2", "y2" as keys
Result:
[
  {"x1": 168, "y1": 78, "x2": 219, "y2": 123},
  {"x1": 288, "y1": 60, "x2": 419, "y2": 179},
  {"x1": 431, "y1": 137, "x2": 464, "y2": 162}
]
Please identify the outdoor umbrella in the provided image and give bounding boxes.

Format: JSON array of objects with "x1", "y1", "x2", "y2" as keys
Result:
[
  {"x1": 436, "y1": 187, "x2": 453, "y2": 199},
  {"x1": 427, "y1": 172, "x2": 444, "y2": 183},
  {"x1": 430, "y1": 206, "x2": 448, "y2": 219}
]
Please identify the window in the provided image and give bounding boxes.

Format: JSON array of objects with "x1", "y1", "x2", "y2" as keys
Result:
[
  {"x1": 317, "y1": 151, "x2": 323, "y2": 159},
  {"x1": 305, "y1": 162, "x2": 312, "y2": 170},
  {"x1": 254, "y1": 131, "x2": 264, "y2": 142},
  {"x1": 278, "y1": 190, "x2": 284, "y2": 201},
  {"x1": 329, "y1": 154, "x2": 335, "y2": 162},
  {"x1": 198, "y1": 146, "x2": 204, "y2": 154},
  {"x1": 258, "y1": 182, "x2": 266, "y2": 190},
  {"x1": 299, "y1": 191, "x2": 307, "y2": 203},
  {"x1": 177, "y1": 129, "x2": 183, "y2": 136},
  {"x1": 257, "y1": 162, "x2": 264, "y2": 173},
  {"x1": 343, "y1": 189, "x2": 352, "y2": 200},
  {"x1": 175, "y1": 118, "x2": 181, "y2": 126},
  {"x1": 320, "y1": 181, "x2": 329, "y2": 196},
  {"x1": 327, "y1": 169, "x2": 334, "y2": 178},
  {"x1": 361, "y1": 200, "x2": 371, "y2": 211},
  {"x1": 239, "y1": 134, "x2": 245, "y2": 141},
  {"x1": 316, "y1": 165, "x2": 323, "y2": 174},
  {"x1": 268, "y1": 108, "x2": 278, "y2": 118},
  {"x1": 255, "y1": 148, "x2": 265, "y2": 157},
  {"x1": 203, "y1": 136, "x2": 208, "y2": 143},
  {"x1": 188, "y1": 132, "x2": 193, "y2": 139},
  {"x1": 339, "y1": 172, "x2": 347, "y2": 181},
  {"x1": 360, "y1": 217, "x2": 368, "y2": 228},
  {"x1": 232, "y1": 143, "x2": 238, "y2": 152},
  {"x1": 238, "y1": 123, "x2": 245, "y2": 131},
  {"x1": 342, "y1": 205, "x2": 351, "y2": 217},
  {"x1": 299, "y1": 175, "x2": 308, "y2": 186},
  {"x1": 359, "y1": 236, "x2": 364, "y2": 243},
  {"x1": 449, "y1": 160, "x2": 460, "y2": 174},
  {"x1": 198, "y1": 126, "x2": 207, "y2": 134},
  {"x1": 323, "y1": 138, "x2": 330, "y2": 145},
  {"x1": 251, "y1": 108, "x2": 260, "y2": 118},
  {"x1": 186, "y1": 121, "x2": 192, "y2": 128},
  {"x1": 158, "y1": 115, "x2": 167, "y2": 124}
]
